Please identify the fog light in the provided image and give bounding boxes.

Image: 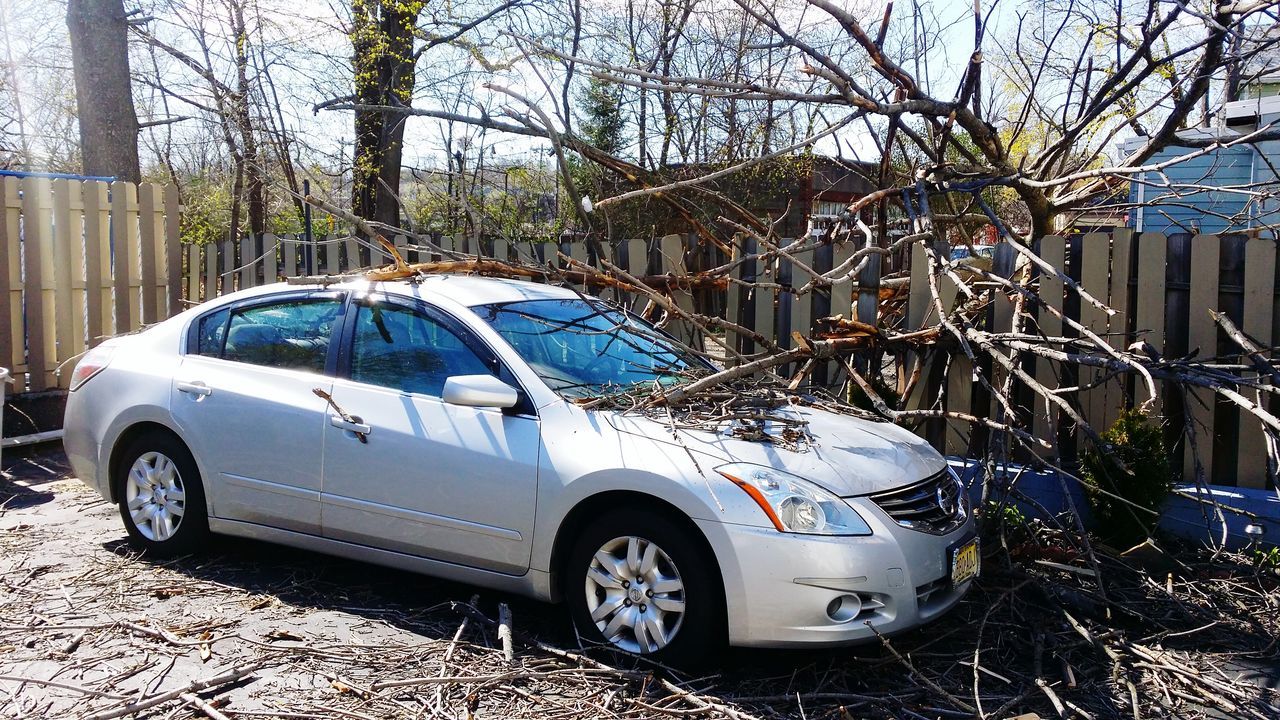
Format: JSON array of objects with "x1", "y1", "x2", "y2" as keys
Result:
[{"x1": 826, "y1": 594, "x2": 863, "y2": 623}]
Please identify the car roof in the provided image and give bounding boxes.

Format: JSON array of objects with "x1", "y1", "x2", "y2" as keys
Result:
[{"x1": 236, "y1": 273, "x2": 584, "y2": 308}]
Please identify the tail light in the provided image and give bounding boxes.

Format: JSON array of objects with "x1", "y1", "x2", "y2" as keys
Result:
[{"x1": 69, "y1": 345, "x2": 116, "y2": 391}]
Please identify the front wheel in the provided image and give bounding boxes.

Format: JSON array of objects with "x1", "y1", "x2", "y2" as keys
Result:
[
  {"x1": 566, "y1": 508, "x2": 724, "y2": 665},
  {"x1": 115, "y1": 432, "x2": 209, "y2": 556}
]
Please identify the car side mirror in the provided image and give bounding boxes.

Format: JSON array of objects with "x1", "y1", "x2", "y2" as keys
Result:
[{"x1": 442, "y1": 374, "x2": 519, "y2": 409}]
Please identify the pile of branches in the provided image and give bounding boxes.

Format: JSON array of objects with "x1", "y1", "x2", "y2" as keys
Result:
[{"x1": 0, "y1": 475, "x2": 1276, "y2": 720}]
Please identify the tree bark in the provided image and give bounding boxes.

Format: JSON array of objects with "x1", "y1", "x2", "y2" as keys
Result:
[
  {"x1": 67, "y1": 0, "x2": 141, "y2": 183},
  {"x1": 352, "y1": 0, "x2": 423, "y2": 242}
]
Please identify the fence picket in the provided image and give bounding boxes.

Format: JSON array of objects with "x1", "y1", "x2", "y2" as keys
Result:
[
  {"x1": 1033, "y1": 236, "x2": 1066, "y2": 453},
  {"x1": 283, "y1": 235, "x2": 297, "y2": 278},
  {"x1": 22, "y1": 178, "x2": 53, "y2": 390},
  {"x1": 1105, "y1": 229, "x2": 1134, "y2": 429},
  {"x1": 344, "y1": 236, "x2": 359, "y2": 273},
  {"x1": 1184, "y1": 234, "x2": 1221, "y2": 483},
  {"x1": 165, "y1": 186, "x2": 181, "y2": 316},
  {"x1": 660, "y1": 234, "x2": 699, "y2": 348},
  {"x1": 941, "y1": 271, "x2": 970, "y2": 456},
  {"x1": 787, "y1": 244, "x2": 814, "y2": 346},
  {"x1": 82, "y1": 181, "x2": 111, "y2": 345},
  {"x1": 111, "y1": 182, "x2": 140, "y2": 340},
  {"x1": 221, "y1": 238, "x2": 235, "y2": 293},
  {"x1": 827, "y1": 240, "x2": 856, "y2": 385},
  {"x1": 1134, "y1": 232, "x2": 1167, "y2": 410},
  {"x1": 1079, "y1": 233, "x2": 1111, "y2": 435},
  {"x1": 1240, "y1": 237, "x2": 1276, "y2": 489},
  {"x1": 51, "y1": 179, "x2": 76, "y2": 385},
  {"x1": 1, "y1": 178, "x2": 18, "y2": 381},
  {"x1": 239, "y1": 235, "x2": 255, "y2": 289},
  {"x1": 204, "y1": 243, "x2": 217, "y2": 301},
  {"x1": 138, "y1": 183, "x2": 161, "y2": 324},
  {"x1": 394, "y1": 234, "x2": 408, "y2": 264},
  {"x1": 188, "y1": 244, "x2": 200, "y2": 303}
]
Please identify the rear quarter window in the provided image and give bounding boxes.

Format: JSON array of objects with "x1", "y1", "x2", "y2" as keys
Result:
[{"x1": 194, "y1": 308, "x2": 230, "y2": 357}]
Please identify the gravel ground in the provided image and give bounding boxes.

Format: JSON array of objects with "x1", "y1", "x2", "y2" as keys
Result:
[{"x1": 0, "y1": 445, "x2": 1277, "y2": 720}]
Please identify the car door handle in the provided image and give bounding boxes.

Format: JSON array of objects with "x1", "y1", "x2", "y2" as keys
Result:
[
  {"x1": 329, "y1": 415, "x2": 372, "y2": 436},
  {"x1": 176, "y1": 381, "x2": 212, "y2": 397}
]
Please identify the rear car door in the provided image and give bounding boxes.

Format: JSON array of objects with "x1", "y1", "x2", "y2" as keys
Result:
[
  {"x1": 171, "y1": 291, "x2": 346, "y2": 535},
  {"x1": 319, "y1": 294, "x2": 540, "y2": 574}
]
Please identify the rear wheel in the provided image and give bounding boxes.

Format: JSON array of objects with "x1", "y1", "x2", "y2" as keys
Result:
[
  {"x1": 115, "y1": 432, "x2": 209, "y2": 556},
  {"x1": 566, "y1": 508, "x2": 724, "y2": 665}
]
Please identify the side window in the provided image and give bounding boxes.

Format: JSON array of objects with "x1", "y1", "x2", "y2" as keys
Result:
[
  {"x1": 222, "y1": 297, "x2": 342, "y2": 372},
  {"x1": 195, "y1": 308, "x2": 230, "y2": 357},
  {"x1": 350, "y1": 303, "x2": 493, "y2": 396}
]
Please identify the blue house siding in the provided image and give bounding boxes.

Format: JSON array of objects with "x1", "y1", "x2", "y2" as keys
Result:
[{"x1": 1129, "y1": 145, "x2": 1256, "y2": 235}]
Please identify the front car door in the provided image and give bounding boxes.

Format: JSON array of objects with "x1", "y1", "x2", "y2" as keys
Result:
[
  {"x1": 319, "y1": 295, "x2": 540, "y2": 575},
  {"x1": 171, "y1": 291, "x2": 346, "y2": 535}
]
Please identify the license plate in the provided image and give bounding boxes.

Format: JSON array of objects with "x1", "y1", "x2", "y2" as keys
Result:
[{"x1": 951, "y1": 538, "x2": 980, "y2": 587}]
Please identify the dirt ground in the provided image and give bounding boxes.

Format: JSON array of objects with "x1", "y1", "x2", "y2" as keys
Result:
[{"x1": 0, "y1": 445, "x2": 1277, "y2": 720}]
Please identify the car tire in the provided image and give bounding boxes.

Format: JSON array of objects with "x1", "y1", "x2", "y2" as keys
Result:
[
  {"x1": 566, "y1": 507, "x2": 724, "y2": 665},
  {"x1": 115, "y1": 431, "x2": 209, "y2": 557}
]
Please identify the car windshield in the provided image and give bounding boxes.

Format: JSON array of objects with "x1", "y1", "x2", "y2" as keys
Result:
[{"x1": 473, "y1": 298, "x2": 709, "y2": 399}]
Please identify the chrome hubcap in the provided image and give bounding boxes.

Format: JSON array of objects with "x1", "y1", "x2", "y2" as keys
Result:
[
  {"x1": 584, "y1": 535, "x2": 685, "y2": 654},
  {"x1": 125, "y1": 452, "x2": 186, "y2": 542}
]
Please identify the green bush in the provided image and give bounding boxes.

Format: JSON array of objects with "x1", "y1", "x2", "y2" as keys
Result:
[{"x1": 1081, "y1": 409, "x2": 1173, "y2": 548}]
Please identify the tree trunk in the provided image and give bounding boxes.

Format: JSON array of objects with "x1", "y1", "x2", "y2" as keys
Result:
[
  {"x1": 352, "y1": 0, "x2": 422, "y2": 245},
  {"x1": 66, "y1": 0, "x2": 140, "y2": 182}
]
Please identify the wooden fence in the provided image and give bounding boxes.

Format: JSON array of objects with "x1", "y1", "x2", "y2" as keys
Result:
[
  {"x1": 897, "y1": 231, "x2": 1278, "y2": 491},
  {"x1": 192, "y1": 229, "x2": 1275, "y2": 489},
  {"x1": 1, "y1": 177, "x2": 180, "y2": 392},
  {"x1": 2, "y1": 176, "x2": 1272, "y2": 489}
]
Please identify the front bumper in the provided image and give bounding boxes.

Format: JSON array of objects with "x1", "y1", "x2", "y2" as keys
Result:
[{"x1": 696, "y1": 502, "x2": 975, "y2": 648}]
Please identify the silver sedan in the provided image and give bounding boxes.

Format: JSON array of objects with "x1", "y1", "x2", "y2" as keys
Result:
[{"x1": 63, "y1": 276, "x2": 977, "y2": 663}]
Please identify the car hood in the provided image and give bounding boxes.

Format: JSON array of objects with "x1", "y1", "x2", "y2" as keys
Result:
[{"x1": 603, "y1": 404, "x2": 946, "y2": 496}]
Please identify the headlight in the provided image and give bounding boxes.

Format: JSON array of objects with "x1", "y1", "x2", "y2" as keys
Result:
[{"x1": 716, "y1": 463, "x2": 872, "y2": 536}]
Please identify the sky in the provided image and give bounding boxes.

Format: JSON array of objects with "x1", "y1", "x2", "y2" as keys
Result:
[{"x1": 0, "y1": 0, "x2": 1028, "y2": 176}]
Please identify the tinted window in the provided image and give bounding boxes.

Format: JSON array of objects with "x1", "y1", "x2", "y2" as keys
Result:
[
  {"x1": 350, "y1": 302, "x2": 492, "y2": 396},
  {"x1": 195, "y1": 308, "x2": 230, "y2": 357},
  {"x1": 222, "y1": 298, "x2": 342, "y2": 372}
]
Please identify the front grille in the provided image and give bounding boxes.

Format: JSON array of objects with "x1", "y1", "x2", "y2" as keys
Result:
[{"x1": 868, "y1": 469, "x2": 966, "y2": 534}]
